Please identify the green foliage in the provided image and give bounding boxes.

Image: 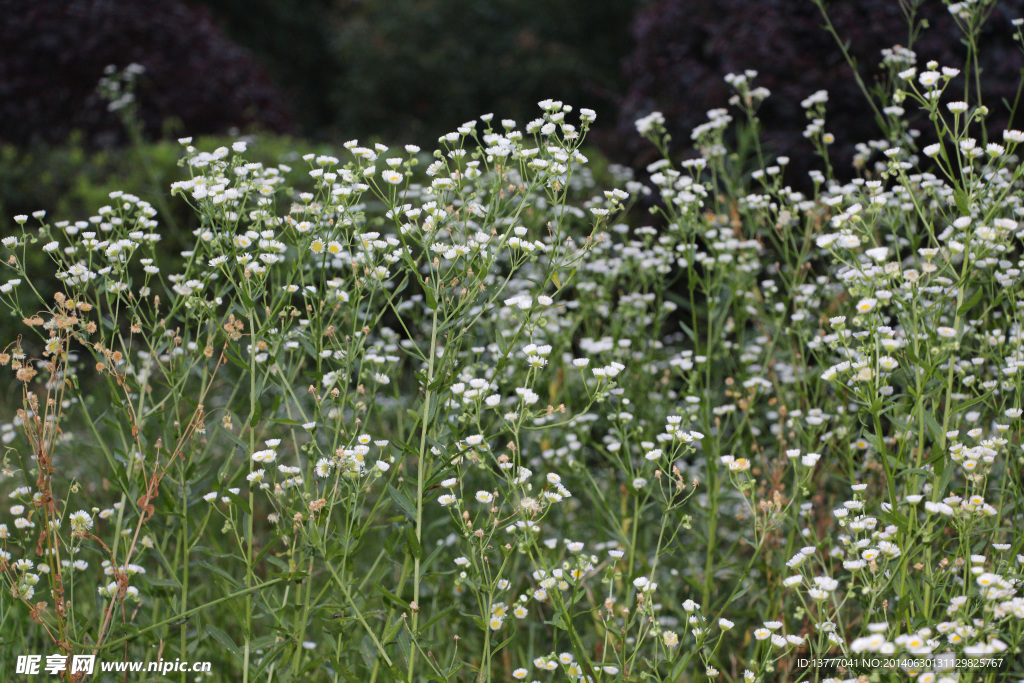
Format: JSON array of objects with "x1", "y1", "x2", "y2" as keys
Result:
[
  {"x1": 199, "y1": 0, "x2": 632, "y2": 143},
  {"x1": 196, "y1": 0, "x2": 337, "y2": 136},
  {"x1": 328, "y1": 0, "x2": 630, "y2": 142},
  {"x1": 0, "y1": 133, "x2": 319, "y2": 231}
]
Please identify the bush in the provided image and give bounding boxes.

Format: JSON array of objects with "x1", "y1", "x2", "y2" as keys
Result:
[
  {"x1": 0, "y1": 133, "x2": 324, "y2": 233},
  {"x1": 0, "y1": 0, "x2": 292, "y2": 148},
  {"x1": 328, "y1": 0, "x2": 632, "y2": 143},
  {"x1": 193, "y1": 0, "x2": 337, "y2": 138},
  {"x1": 619, "y1": 0, "x2": 1024, "y2": 180}
]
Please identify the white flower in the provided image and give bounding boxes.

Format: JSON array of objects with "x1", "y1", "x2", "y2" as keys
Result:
[
  {"x1": 69, "y1": 510, "x2": 93, "y2": 533},
  {"x1": 381, "y1": 170, "x2": 403, "y2": 185},
  {"x1": 475, "y1": 491, "x2": 494, "y2": 504},
  {"x1": 252, "y1": 449, "x2": 277, "y2": 464},
  {"x1": 635, "y1": 111, "x2": 665, "y2": 135},
  {"x1": 314, "y1": 459, "x2": 332, "y2": 478},
  {"x1": 865, "y1": 246, "x2": 888, "y2": 262},
  {"x1": 856, "y1": 298, "x2": 877, "y2": 313}
]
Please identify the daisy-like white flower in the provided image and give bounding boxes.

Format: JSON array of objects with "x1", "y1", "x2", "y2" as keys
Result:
[
  {"x1": 856, "y1": 298, "x2": 877, "y2": 313},
  {"x1": 252, "y1": 449, "x2": 277, "y2": 464},
  {"x1": 69, "y1": 510, "x2": 93, "y2": 535}
]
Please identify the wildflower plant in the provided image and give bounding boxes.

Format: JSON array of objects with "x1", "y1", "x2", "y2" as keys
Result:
[{"x1": 3, "y1": 3, "x2": 1024, "y2": 682}]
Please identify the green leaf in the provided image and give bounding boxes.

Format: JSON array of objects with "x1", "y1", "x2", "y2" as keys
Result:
[
  {"x1": 395, "y1": 629, "x2": 413, "y2": 676},
  {"x1": 220, "y1": 422, "x2": 250, "y2": 453},
  {"x1": 921, "y1": 409, "x2": 943, "y2": 446},
  {"x1": 949, "y1": 391, "x2": 989, "y2": 417},
  {"x1": 252, "y1": 537, "x2": 277, "y2": 568},
  {"x1": 223, "y1": 491, "x2": 251, "y2": 515},
  {"x1": 417, "y1": 604, "x2": 456, "y2": 634},
  {"x1": 372, "y1": 582, "x2": 408, "y2": 611},
  {"x1": 404, "y1": 525, "x2": 422, "y2": 558},
  {"x1": 197, "y1": 562, "x2": 239, "y2": 589},
  {"x1": 249, "y1": 399, "x2": 262, "y2": 429},
  {"x1": 957, "y1": 287, "x2": 984, "y2": 316},
  {"x1": 359, "y1": 635, "x2": 378, "y2": 670},
  {"x1": 387, "y1": 484, "x2": 417, "y2": 523},
  {"x1": 382, "y1": 615, "x2": 404, "y2": 645},
  {"x1": 205, "y1": 624, "x2": 240, "y2": 659},
  {"x1": 427, "y1": 372, "x2": 447, "y2": 392}
]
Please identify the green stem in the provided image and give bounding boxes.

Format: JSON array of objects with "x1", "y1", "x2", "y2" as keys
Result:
[
  {"x1": 409, "y1": 303, "x2": 440, "y2": 680},
  {"x1": 84, "y1": 578, "x2": 285, "y2": 652},
  {"x1": 243, "y1": 305, "x2": 258, "y2": 683}
]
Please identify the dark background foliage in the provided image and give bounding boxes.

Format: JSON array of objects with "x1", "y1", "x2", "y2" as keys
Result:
[
  {"x1": 198, "y1": 0, "x2": 634, "y2": 143},
  {"x1": 0, "y1": 0, "x2": 292, "y2": 148},
  {"x1": 620, "y1": 0, "x2": 1024, "y2": 176},
  {"x1": 4, "y1": 0, "x2": 1024, "y2": 218},
  {"x1": 324, "y1": 0, "x2": 634, "y2": 143}
]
